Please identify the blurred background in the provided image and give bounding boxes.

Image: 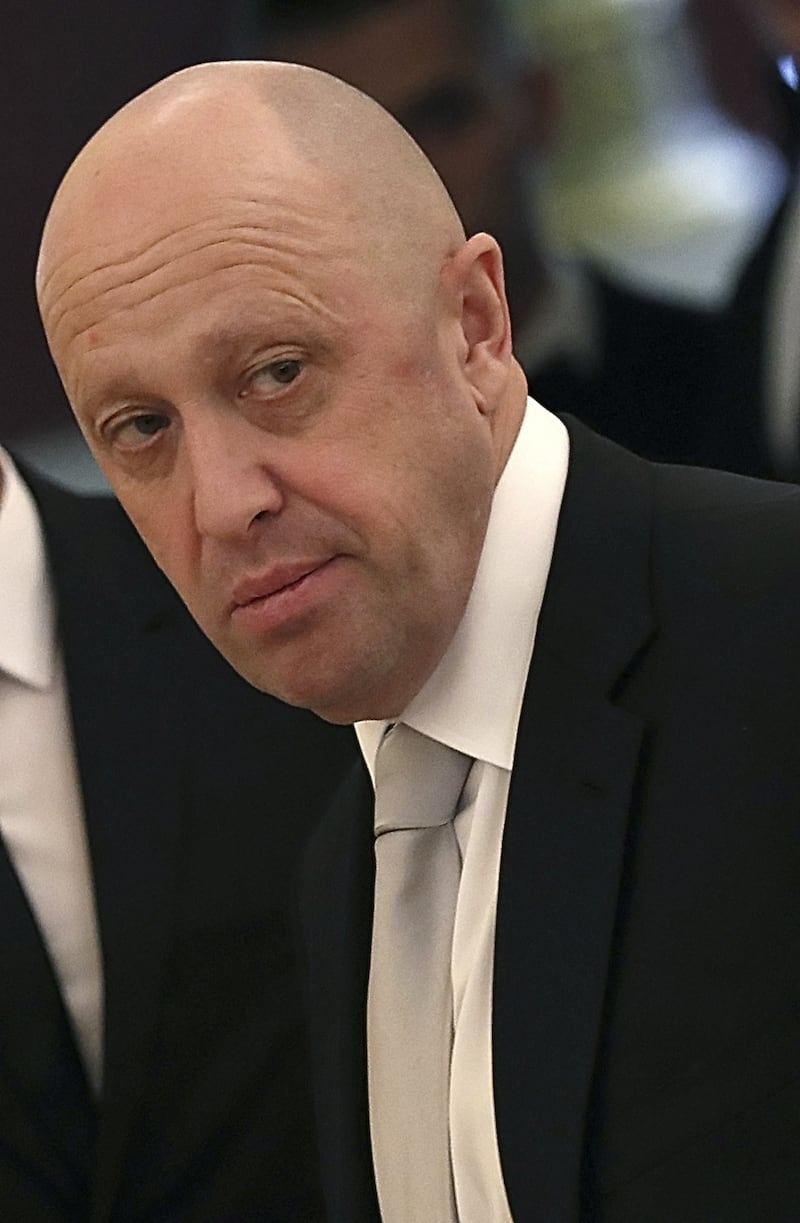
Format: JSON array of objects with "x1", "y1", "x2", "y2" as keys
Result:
[{"x1": 2, "y1": 0, "x2": 796, "y2": 488}]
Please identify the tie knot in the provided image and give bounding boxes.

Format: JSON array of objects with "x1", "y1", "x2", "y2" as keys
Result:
[{"x1": 374, "y1": 724, "x2": 471, "y2": 836}]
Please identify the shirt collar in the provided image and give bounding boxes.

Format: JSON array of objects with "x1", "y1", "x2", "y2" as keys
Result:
[
  {"x1": 356, "y1": 398, "x2": 569, "y2": 780},
  {"x1": 0, "y1": 449, "x2": 57, "y2": 688}
]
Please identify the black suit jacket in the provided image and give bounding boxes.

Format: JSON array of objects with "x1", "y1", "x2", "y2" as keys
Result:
[
  {"x1": 1, "y1": 470, "x2": 356, "y2": 1221},
  {"x1": 299, "y1": 418, "x2": 800, "y2": 1221}
]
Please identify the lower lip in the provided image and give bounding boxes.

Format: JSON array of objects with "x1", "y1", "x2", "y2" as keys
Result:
[{"x1": 231, "y1": 558, "x2": 341, "y2": 635}]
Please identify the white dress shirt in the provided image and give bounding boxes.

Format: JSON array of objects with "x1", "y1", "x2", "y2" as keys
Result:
[
  {"x1": 357, "y1": 398, "x2": 569, "y2": 1221},
  {"x1": 0, "y1": 450, "x2": 104, "y2": 1093}
]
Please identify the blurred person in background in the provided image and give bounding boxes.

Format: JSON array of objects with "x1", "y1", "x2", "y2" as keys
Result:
[
  {"x1": 691, "y1": 0, "x2": 800, "y2": 163},
  {"x1": 237, "y1": 0, "x2": 717, "y2": 466},
  {"x1": 0, "y1": 445, "x2": 354, "y2": 1218},
  {"x1": 746, "y1": 0, "x2": 800, "y2": 158},
  {"x1": 698, "y1": 0, "x2": 800, "y2": 478}
]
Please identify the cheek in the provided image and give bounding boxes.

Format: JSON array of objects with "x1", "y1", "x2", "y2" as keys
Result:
[
  {"x1": 120, "y1": 491, "x2": 202, "y2": 601},
  {"x1": 394, "y1": 442, "x2": 492, "y2": 594}
]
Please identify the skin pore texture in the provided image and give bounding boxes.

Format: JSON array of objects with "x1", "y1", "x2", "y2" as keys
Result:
[{"x1": 37, "y1": 60, "x2": 527, "y2": 724}]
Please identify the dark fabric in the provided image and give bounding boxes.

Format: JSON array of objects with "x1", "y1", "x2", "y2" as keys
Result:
[
  {"x1": 2, "y1": 468, "x2": 358, "y2": 1221},
  {"x1": 0, "y1": 845, "x2": 96, "y2": 1220},
  {"x1": 694, "y1": 190, "x2": 792, "y2": 480},
  {"x1": 527, "y1": 270, "x2": 716, "y2": 468},
  {"x1": 300, "y1": 420, "x2": 800, "y2": 1222},
  {"x1": 297, "y1": 767, "x2": 379, "y2": 1223}
]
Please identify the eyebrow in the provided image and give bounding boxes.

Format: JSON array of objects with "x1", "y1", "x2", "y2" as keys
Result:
[
  {"x1": 192, "y1": 324, "x2": 275, "y2": 359},
  {"x1": 80, "y1": 324, "x2": 276, "y2": 409},
  {"x1": 79, "y1": 374, "x2": 166, "y2": 424},
  {"x1": 79, "y1": 318, "x2": 337, "y2": 421}
]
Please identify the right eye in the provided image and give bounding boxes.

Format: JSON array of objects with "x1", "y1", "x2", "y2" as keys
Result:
[
  {"x1": 244, "y1": 356, "x2": 304, "y2": 396},
  {"x1": 107, "y1": 410, "x2": 171, "y2": 450}
]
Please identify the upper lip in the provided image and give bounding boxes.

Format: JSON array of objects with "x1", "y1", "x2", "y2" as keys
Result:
[{"x1": 231, "y1": 559, "x2": 332, "y2": 608}]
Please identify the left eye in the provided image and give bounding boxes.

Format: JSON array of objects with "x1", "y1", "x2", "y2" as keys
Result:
[
  {"x1": 250, "y1": 358, "x2": 303, "y2": 390},
  {"x1": 130, "y1": 413, "x2": 167, "y2": 436},
  {"x1": 106, "y1": 410, "x2": 171, "y2": 451}
]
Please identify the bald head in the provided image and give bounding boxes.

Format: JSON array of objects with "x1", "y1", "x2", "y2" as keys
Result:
[
  {"x1": 38, "y1": 61, "x2": 463, "y2": 344},
  {"x1": 35, "y1": 58, "x2": 524, "y2": 722}
]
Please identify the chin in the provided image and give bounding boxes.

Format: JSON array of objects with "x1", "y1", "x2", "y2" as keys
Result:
[
  {"x1": 225, "y1": 633, "x2": 409, "y2": 723},
  {"x1": 230, "y1": 660, "x2": 342, "y2": 719}
]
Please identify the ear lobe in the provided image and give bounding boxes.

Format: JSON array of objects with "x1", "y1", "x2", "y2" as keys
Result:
[{"x1": 451, "y1": 234, "x2": 514, "y2": 410}]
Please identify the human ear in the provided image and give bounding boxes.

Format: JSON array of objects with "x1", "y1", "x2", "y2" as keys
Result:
[{"x1": 446, "y1": 233, "x2": 513, "y2": 412}]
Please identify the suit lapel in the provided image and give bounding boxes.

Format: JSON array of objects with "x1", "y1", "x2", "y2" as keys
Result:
[
  {"x1": 27, "y1": 476, "x2": 187, "y2": 1219},
  {"x1": 493, "y1": 420, "x2": 654, "y2": 1221},
  {"x1": 68, "y1": 608, "x2": 185, "y2": 1222},
  {"x1": 298, "y1": 762, "x2": 381, "y2": 1223},
  {"x1": 0, "y1": 834, "x2": 96, "y2": 1202}
]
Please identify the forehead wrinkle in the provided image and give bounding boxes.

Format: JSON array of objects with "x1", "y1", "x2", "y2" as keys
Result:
[
  {"x1": 46, "y1": 217, "x2": 349, "y2": 347},
  {"x1": 54, "y1": 262, "x2": 346, "y2": 361},
  {"x1": 48, "y1": 229, "x2": 337, "y2": 331},
  {"x1": 41, "y1": 186, "x2": 340, "y2": 323}
]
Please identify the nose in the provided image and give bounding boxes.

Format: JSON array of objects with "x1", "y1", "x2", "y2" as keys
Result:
[{"x1": 183, "y1": 408, "x2": 284, "y2": 541}]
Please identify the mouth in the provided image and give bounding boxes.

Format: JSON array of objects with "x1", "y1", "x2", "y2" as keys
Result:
[
  {"x1": 229, "y1": 557, "x2": 341, "y2": 634},
  {"x1": 232, "y1": 561, "x2": 328, "y2": 607}
]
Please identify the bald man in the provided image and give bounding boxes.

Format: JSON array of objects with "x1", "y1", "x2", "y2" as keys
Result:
[{"x1": 37, "y1": 62, "x2": 800, "y2": 1222}]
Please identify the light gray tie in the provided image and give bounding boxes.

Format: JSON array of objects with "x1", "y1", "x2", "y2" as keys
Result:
[{"x1": 367, "y1": 723, "x2": 471, "y2": 1223}]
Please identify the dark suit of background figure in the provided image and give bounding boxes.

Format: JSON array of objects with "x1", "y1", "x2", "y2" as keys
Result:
[
  {"x1": 696, "y1": 70, "x2": 800, "y2": 480},
  {"x1": 695, "y1": 190, "x2": 795, "y2": 479},
  {"x1": 1, "y1": 468, "x2": 356, "y2": 1222},
  {"x1": 529, "y1": 270, "x2": 716, "y2": 469},
  {"x1": 299, "y1": 419, "x2": 800, "y2": 1223}
]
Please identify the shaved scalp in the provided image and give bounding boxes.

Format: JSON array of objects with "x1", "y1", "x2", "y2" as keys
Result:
[{"x1": 37, "y1": 60, "x2": 465, "y2": 341}]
